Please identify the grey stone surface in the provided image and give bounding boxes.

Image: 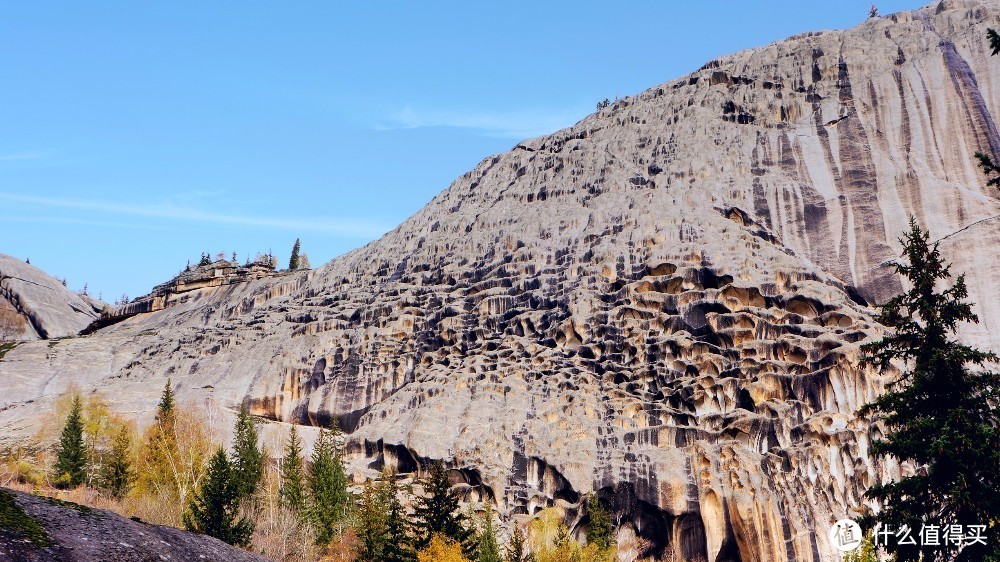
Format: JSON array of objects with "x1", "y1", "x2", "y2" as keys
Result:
[
  {"x1": 0, "y1": 488, "x2": 273, "y2": 562},
  {"x1": 0, "y1": 254, "x2": 101, "y2": 340},
  {"x1": 2, "y1": 2, "x2": 999, "y2": 560}
]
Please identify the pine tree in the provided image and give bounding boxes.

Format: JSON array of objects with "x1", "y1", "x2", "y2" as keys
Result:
[
  {"x1": 585, "y1": 494, "x2": 613, "y2": 550},
  {"x1": 157, "y1": 379, "x2": 175, "y2": 421},
  {"x1": 357, "y1": 469, "x2": 416, "y2": 562},
  {"x1": 477, "y1": 503, "x2": 502, "y2": 562},
  {"x1": 383, "y1": 472, "x2": 417, "y2": 562},
  {"x1": 504, "y1": 525, "x2": 529, "y2": 562},
  {"x1": 54, "y1": 395, "x2": 87, "y2": 488},
  {"x1": 308, "y1": 426, "x2": 350, "y2": 546},
  {"x1": 279, "y1": 425, "x2": 307, "y2": 513},
  {"x1": 859, "y1": 218, "x2": 999, "y2": 561},
  {"x1": 413, "y1": 461, "x2": 475, "y2": 557},
  {"x1": 101, "y1": 425, "x2": 136, "y2": 500},
  {"x1": 288, "y1": 239, "x2": 301, "y2": 270},
  {"x1": 230, "y1": 403, "x2": 264, "y2": 503},
  {"x1": 184, "y1": 447, "x2": 254, "y2": 546}
]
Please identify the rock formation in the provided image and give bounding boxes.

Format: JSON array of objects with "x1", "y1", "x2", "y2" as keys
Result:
[
  {"x1": 0, "y1": 254, "x2": 102, "y2": 341},
  {"x1": 2, "y1": 1, "x2": 1000, "y2": 561},
  {"x1": 0, "y1": 488, "x2": 272, "y2": 562},
  {"x1": 82, "y1": 258, "x2": 283, "y2": 333}
]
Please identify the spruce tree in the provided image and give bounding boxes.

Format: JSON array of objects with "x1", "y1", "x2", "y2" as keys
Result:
[
  {"x1": 101, "y1": 425, "x2": 136, "y2": 500},
  {"x1": 157, "y1": 378, "x2": 175, "y2": 422},
  {"x1": 477, "y1": 503, "x2": 503, "y2": 562},
  {"x1": 413, "y1": 461, "x2": 475, "y2": 556},
  {"x1": 279, "y1": 425, "x2": 307, "y2": 513},
  {"x1": 231, "y1": 403, "x2": 264, "y2": 503},
  {"x1": 585, "y1": 494, "x2": 613, "y2": 550},
  {"x1": 184, "y1": 447, "x2": 254, "y2": 546},
  {"x1": 288, "y1": 239, "x2": 301, "y2": 270},
  {"x1": 308, "y1": 426, "x2": 350, "y2": 546},
  {"x1": 358, "y1": 469, "x2": 416, "y2": 562},
  {"x1": 859, "y1": 218, "x2": 999, "y2": 561},
  {"x1": 382, "y1": 472, "x2": 417, "y2": 562},
  {"x1": 54, "y1": 395, "x2": 87, "y2": 488}
]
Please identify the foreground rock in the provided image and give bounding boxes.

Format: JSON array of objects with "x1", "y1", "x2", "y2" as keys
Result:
[
  {"x1": 2, "y1": 2, "x2": 1000, "y2": 561},
  {"x1": 0, "y1": 488, "x2": 272, "y2": 562},
  {"x1": 0, "y1": 254, "x2": 102, "y2": 340}
]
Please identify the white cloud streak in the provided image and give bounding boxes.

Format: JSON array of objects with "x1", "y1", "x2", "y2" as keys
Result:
[
  {"x1": 378, "y1": 105, "x2": 590, "y2": 139},
  {"x1": 0, "y1": 193, "x2": 392, "y2": 239},
  {"x1": 0, "y1": 151, "x2": 47, "y2": 161}
]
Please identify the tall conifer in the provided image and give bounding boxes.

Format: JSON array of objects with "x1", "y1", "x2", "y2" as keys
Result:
[
  {"x1": 231, "y1": 403, "x2": 264, "y2": 503},
  {"x1": 279, "y1": 425, "x2": 307, "y2": 513},
  {"x1": 54, "y1": 395, "x2": 87, "y2": 488},
  {"x1": 184, "y1": 447, "x2": 253, "y2": 546},
  {"x1": 308, "y1": 426, "x2": 350, "y2": 546},
  {"x1": 860, "y1": 218, "x2": 999, "y2": 561},
  {"x1": 413, "y1": 461, "x2": 475, "y2": 556}
]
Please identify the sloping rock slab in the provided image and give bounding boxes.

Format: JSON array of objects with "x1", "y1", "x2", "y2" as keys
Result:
[{"x1": 0, "y1": 488, "x2": 272, "y2": 562}]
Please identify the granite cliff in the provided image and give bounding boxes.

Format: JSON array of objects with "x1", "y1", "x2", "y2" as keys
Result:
[
  {"x1": 2, "y1": 1, "x2": 1000, "y2": 561},
  {"x1": 0, "y1": 254, "x2": 102, "y2": 341}
]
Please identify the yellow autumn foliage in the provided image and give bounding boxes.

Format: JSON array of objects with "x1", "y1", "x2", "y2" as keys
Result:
[{"x1": 418, "y1": 534, "x2": 469, "y2": 562}]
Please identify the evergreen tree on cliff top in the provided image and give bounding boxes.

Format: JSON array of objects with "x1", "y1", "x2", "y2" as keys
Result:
[
  {"x1": 288, "y1": 238, "x2": 301, "y2": 270},
  {"x1": 859, "y1": 218, "x2": 999, "y2": 561}
]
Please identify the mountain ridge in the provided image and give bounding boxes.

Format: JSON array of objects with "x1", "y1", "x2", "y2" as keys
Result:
[{"x1": 3, "y1": 2, "x2": 1000, "y2": 560}]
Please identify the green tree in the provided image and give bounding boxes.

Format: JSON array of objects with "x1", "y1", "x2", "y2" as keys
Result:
[
  {"x1": 859, "y1": 218, "x2": 999, "y2": 561},
  {"x1": 279, "y1": 425, "x2": 307, "y2": 513},
  {"x1": 230, "y1": 403, "x2": 264, "y2": 503},
  {"x1": 157, "y1": 378, "x2": 175, "y2": 421},
  {"x1": 198, "y1": 253, "x2": 212, "y2": 267},
  {"x1": 413, "y1": 461, "x2": 475, "y2": 557},
  {"x1": 504, "y1": 525, "x2": 530, "y2": 562},
  {"x1": 308, "y1": 426, "x2": 350, "y2": 546},
  {"x1": 976, "y1": 29, "x2": 1000, "y2": 189},
  {"x1": 585, "y1": 495, "x2": 613, "y2": 551},
  {"x1": 289, "y1": 238, "x2": 301, "y2": 270},
  {"x1": 100, "y1": 425, "x2": 136, "y2": 500},
  {"x1": 54, "y1": 394, "x2": 87, "y2": 488},
  {"x1": 477, "y1": 503, "x2": 502, "y2": 562},
  {"x1": 357, "y1": 469, "x2": 416, "y2": 562},
  {"x1": 184, "y1": 447, "x2": 254, "y2": 546}
]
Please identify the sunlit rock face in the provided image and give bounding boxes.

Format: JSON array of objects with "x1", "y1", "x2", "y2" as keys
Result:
[
  {"x1": 2, "y1": 2, "x2": 1000, "y2": 560},
  {"x1": 0, "y1": 253, "x2": 102, "y2": 340}
]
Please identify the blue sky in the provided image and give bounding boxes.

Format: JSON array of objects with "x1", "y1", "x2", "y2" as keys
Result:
[{"x1": 1, "y1": 1, "x2": 921, "y2": 302}]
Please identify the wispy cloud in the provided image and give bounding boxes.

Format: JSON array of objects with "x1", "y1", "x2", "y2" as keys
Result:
[
  {"x1": 0, "y1": 193, "x2": 392, "y2": 238},
  {"x1": 0, "y1": 150, "x2": 47, "y2": 161},
  {"x1": 0, "y1": 214, "x2": 172, "y2": 230},
  {"x1": 377, "y1": 105, "x2": 590, "y2": 139}
]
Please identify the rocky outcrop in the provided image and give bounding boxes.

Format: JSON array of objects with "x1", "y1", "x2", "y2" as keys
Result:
[
  {"x1": 0, "y1": 254, "x2": 102, "y2": 340},
  {"x1": 2, "y1": 2, "x2": 1000, "y2": 561},
  {"x1": 0, "y1": 488, "x2": 272, "y2": 562},
  {"x1": 83, "y1": 259, "x2": 283, "y2": 333}
]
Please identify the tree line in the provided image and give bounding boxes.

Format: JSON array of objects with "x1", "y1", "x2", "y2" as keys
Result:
[{"x1": 38, "y1": 380, "x2": 617, "y2": 562}]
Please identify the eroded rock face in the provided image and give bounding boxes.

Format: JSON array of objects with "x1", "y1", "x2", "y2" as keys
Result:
[
  {"x1": 0, "y1": 254, "x2": 102, "y2": 340},
  {"x1": 2, "y1": 2, "x2": 999, "y2": 561}
]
